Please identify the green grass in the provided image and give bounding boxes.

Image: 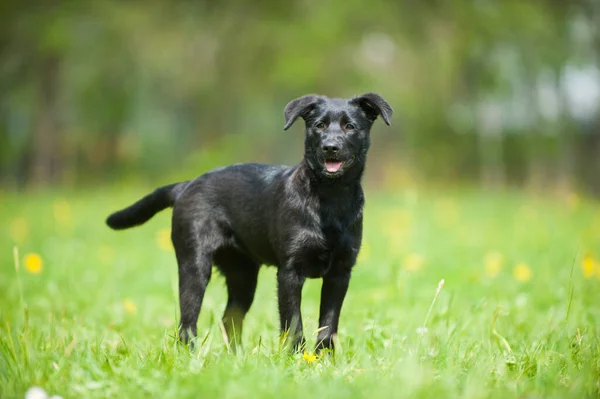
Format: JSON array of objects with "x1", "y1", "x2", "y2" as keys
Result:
[{"x1": 1, "y1": 186, "x2": 600, "y2": 398}]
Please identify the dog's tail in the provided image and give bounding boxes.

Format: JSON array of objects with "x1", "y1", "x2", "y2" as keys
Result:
[{"x1": 106, "y1": 182, "x2": 189, "y2": 230}]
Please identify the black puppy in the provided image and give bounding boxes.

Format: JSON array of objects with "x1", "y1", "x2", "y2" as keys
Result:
[{"x1": 106, "y1": 93, "x2": 392, "y2": 352}]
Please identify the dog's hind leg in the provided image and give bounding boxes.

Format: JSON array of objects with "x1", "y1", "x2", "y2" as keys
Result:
[
  {"x1": 172, "y1": 218, "x2": 223, "y2": 347},
  {"x1": 175, "y1": 247, "x2": 213, "y2": 346},
  {"x1": 214, "y1": 249, "x2": 260, "y2": 351}
]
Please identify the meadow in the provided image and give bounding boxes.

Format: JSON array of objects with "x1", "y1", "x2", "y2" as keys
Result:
[{"x1": 1, "y1": 185, "x2": 599, "y2": 398}]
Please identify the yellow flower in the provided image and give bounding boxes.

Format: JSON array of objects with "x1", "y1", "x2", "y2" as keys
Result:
[
  {"x1": 302, "y1": 350, "x2": 317, "y2": 363},
  {"x1": 484, "y1": 252, "x2": 503, "y2": 278},
  {"x1": 370, "y1": 288, "x2": 388, "y2": 302},
  {"x1": 404, "y1": 253, "x2": 424, "y2": 271},
  {"x1": 10, "y1": 218, "x2": 29, "y2": 244},
  {"x1": 387, "y1": 228, "x2": 408, "y2": 253},
  {"x1": 53, "y1": 199, "x2": 72, "y2": 229},
  {"x1": 358, "y1": 242, "x2": 371, "y2": 262},
  {"x1": 386, "y1": 210, "x2": 412, "y2": 231},
  {"x1": 585, "y1": 215, "x2": 600, "y2": 242},
  {"x1": 434, "y1": 199, "x2": 460, "y2": 226},
  {"x1": 156, "y1": 228, "x2": 173, "y2": 252},
  {"x1": 581, "y1": 255, "x2": 599, "y2": 279},
  {"x1": 98, "y1": 245, "x2": 116, "y2": 266},
  {"x1": 566, "y1": 193, "x2": 580, "y2": 211},
  {"x1": 24, "y1": 253, "x2": 43, "y2": 274},
  {"x1": 123, "y1": 299, "x2": 137, "y2": 314},
  {"x1": 517, "y1": 205, "x2": 538, "y2": 222},
  {"x1": 513, "y1": 263, "x2": 532, "y2": 282},
  {"x1": 382, "y1": 161, "x2": 413, "y2": 189}
]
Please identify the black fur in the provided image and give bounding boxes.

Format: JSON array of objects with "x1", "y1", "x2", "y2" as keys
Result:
[
  {"x1": 106, "y1": 93, "x2": 393, "y2": 353},
  {"x1": 106, "y1": 183, "x2": 187, "y2": 229}
]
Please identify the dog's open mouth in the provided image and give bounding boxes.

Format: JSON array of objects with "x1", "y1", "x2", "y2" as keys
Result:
[
  {"x1": 325, "y1": 160, "x2": 343, "y2": 173},
  {"x1": 323, "y1": 157, "x2": 355, "y2": 176}
]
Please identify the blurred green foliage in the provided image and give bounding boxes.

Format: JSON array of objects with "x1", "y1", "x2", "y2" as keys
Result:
[{"x1": 1, "y1": 1, "x2": 599, "y2": 194}]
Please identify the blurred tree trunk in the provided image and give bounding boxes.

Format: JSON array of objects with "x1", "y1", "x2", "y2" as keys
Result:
[
  {"x1": 555, "y1": 69, "x2": 575, "y2": 195},
  {"x1": 29, "y1": 54, "x2": 62, "y2": 187},
  {"x1": 590, "y1": 0, "x2": 600, "y2": 196},
  {"x1": 478, "y1": 134, "x2": 505, "y2": 189},
  {"x1": 476, "y1": 102, "x2": 505, "y2": 189},
  {"x1": 522, "y1": 45, "x2": 545, "y2": 192},
  {"x1": 465, "y1": 51, "x2": 506, "y2": 189},
  {"x1": 593, "y1": 127, "x2": 600, "y2": 196},
  {"x1": 546, "y1": 3, "x2": 574, "y2": 196}
]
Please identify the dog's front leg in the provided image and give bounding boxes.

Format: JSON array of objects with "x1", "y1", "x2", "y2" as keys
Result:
[
  {"x1": 315, "y1": 269, "x2": 351, "y2": 353},
  {"x1": 277, "y1": 268, "x2": 306, "y2": 352}
]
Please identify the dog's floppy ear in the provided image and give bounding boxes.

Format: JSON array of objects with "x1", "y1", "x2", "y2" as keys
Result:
[
  {"x1": 284, "y1": 94, "x2": 324, "y2": 130},
  {"x1": 350, "y1": 93, "x2": 393, "y2": 126}
]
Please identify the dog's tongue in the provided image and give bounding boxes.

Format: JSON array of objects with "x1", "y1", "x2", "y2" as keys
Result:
[{"x1": 325, "y1": 160, "x2": 343, "y2": 173}]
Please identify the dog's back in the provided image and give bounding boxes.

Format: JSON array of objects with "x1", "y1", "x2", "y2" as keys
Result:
[
  {"x1": 173, "y1": 163, "x2": 293, "y2": 265},
  {"x1": 106, "y1": 162, "x2": 293, "y2": 264}
]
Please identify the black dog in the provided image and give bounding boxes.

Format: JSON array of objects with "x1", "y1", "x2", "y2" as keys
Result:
[{"x1": 106, "y1": 93, "x2": 392, "y2": 352}]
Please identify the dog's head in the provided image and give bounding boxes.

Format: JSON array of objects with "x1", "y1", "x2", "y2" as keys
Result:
[{"x1": 284, "y1": 93, "x2": 392, "y2": 180}]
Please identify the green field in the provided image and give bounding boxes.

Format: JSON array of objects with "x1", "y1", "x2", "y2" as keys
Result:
[{"x1": 1, "y1": 186, "x2": 599, "y2": 398}]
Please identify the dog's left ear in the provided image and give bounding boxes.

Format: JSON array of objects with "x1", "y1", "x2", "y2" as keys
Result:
[
  {"x1": 284, "y1": 94, "x2": 324, "y2": 130},
  {"x1": 350, "y1": 93, "x2": 393, "y2": 126}
]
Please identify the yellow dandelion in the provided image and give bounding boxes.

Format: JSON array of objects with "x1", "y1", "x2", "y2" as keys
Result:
[
  {"x1": 395, "y1": 276, "x2": 403, "y2": 292},
  {"x1": 585, "y1": 216, "x2": 600, "y2": 241},
  {"x1": 97, "y1": 245, "x2": 116, "y2": 266},
  {"x1": 10, "y1": 218, "x2": 29, "y2": 244},
  {"x1": 404, "y1": 253, "x2": 424, "y2": 271},
  {"x1": 302, "y1": 350, "x2": 317, "y2": 363},
  {"x1": 381, "y1": 160, "x2": 413, "y2": 189},
  {"x1": 385, "y1": 210, "x2": 411, "y2": 249},
  {"x1": 358, "y1": 242, "x2": 371, "y2": 262},
  {"x1": 566, "y1": 193, "x2": 580, "y2": 211},
  {"x1": 518, "y1": 204, "x2": 538, "y2": 222},
  {"x1": 386, "y1": 210, "x2": 412, "y2": 230},
  {"x1": 387, "y1": 228, "x2": 408, "y2": 253},
  {"x1": 513, "y1": 263, "x2": 532, "y2": 282},
  {"x1": 484, "y1": 252, "x2": 503, "y2": 278},
  {"x1": 24, "y1": 253, "x2": 43, "y2": 274},
  {"x1": 52, "y1": 199, "x2": 72, "y2": 229},
  {"x1": 156, "y1": 228, "x2": 173, "y2": 252},
  {"x1": 434, "y1": 199, "x2": 460, "y2": 226},
  {"x1": 123, "y1": 299, "x2": 137, "y2": 314},
  {"x1": 469, "y1": 270, "x2": 482, "y2": 284},
  {"x1": 370, "y1": 288, "x2": 388, "y2": 302},
  {"x1": 581, "y1": 255, "x2": 599, "y2": 279}
]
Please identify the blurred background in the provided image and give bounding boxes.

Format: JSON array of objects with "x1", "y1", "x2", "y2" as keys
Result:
[{"x1": 1, "y1": 1, "x2": 599, "y2": 196}]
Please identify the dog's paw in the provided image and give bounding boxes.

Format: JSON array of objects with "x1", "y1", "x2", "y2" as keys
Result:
[
  {"x1": 315, "y1": 334, "x2": 336, "y2": 355},
  {"x1": 178, "y1": 325, "x2": 197, "y2": 349}
]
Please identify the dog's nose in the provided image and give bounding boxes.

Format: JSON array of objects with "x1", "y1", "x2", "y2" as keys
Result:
[{"x1": 322, "y1": 143, "x2": 340, "y2": 155}]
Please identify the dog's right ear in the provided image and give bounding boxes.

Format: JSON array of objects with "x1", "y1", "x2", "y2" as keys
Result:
[{"x1": 284, "y1": 94, "x2": 323, "y2": 130}]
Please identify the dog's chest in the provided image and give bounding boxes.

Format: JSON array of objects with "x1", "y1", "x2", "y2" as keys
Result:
[{"x1": 290, "y1": 213, "x2": 359, "y2": 278}]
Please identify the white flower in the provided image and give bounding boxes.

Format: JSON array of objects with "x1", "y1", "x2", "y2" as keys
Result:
[
  {"x1": 515, "y1": 294, "x2": 529, "y2": 308},
  {"x1": 25, "y1": 387, "x2": 47, "y2": 399},
  {"x1": 24, "y1": 386, "x2": 62, "y2": 399},
  {"x1": 416, "y1": 327, "x2": 428, "y2": 336}
]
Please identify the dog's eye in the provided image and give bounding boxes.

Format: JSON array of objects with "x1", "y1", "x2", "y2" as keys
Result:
[
  {"x1": 315, "y1": 122, "x2": 326, "y2": 129},
  {"x1": 345, "y1": 123, "x2": 356, "y2": 131}
]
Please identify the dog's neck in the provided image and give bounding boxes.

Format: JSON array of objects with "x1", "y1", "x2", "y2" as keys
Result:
[{"x1": 297, "y1": 159, "x2": 364, "y2": 198}]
